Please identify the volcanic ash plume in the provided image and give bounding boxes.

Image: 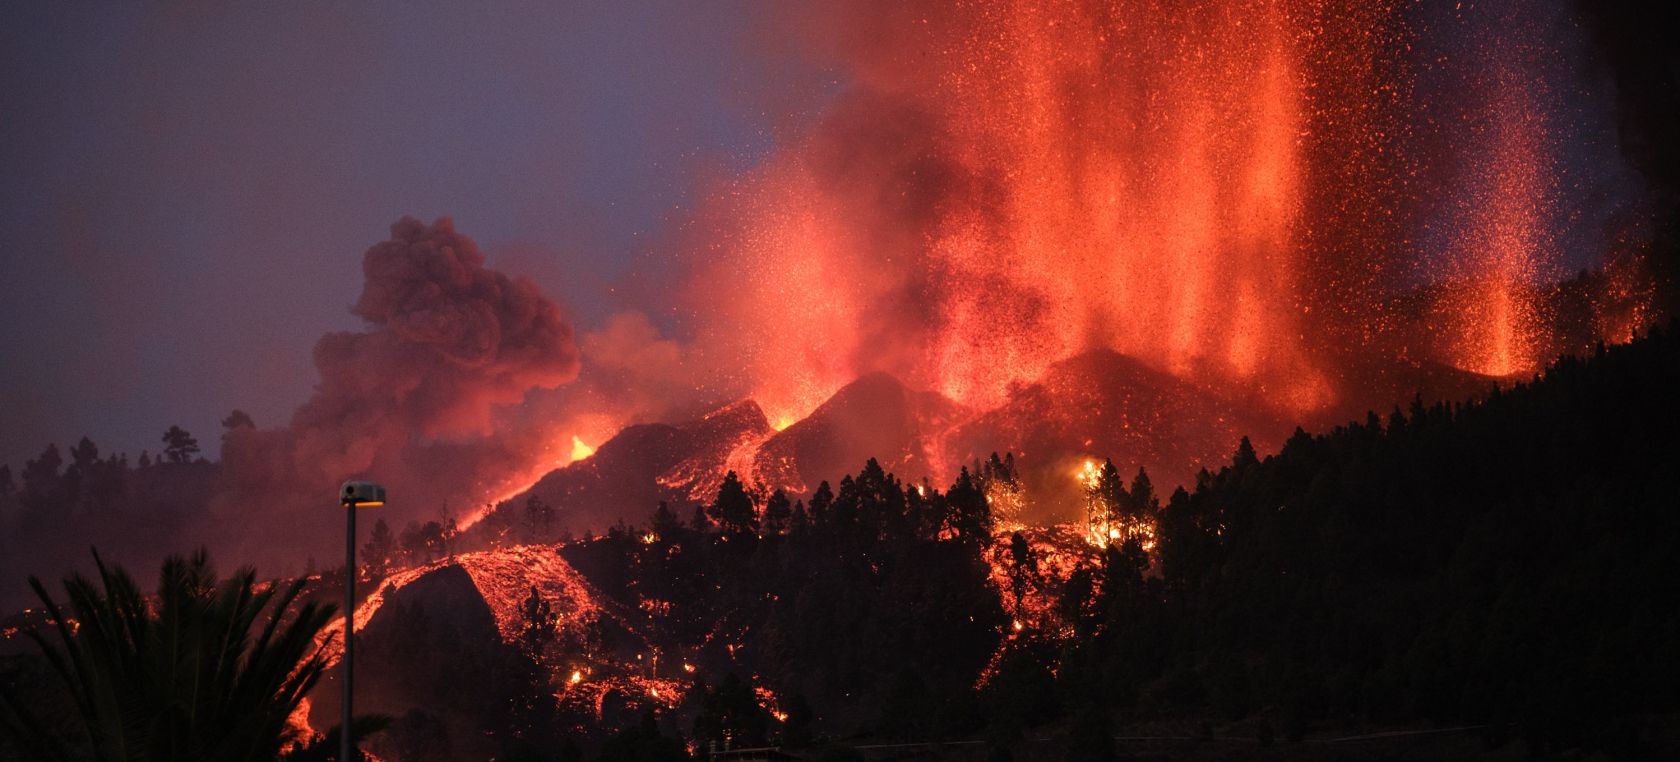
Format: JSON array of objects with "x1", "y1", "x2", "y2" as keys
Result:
[{"x1": 217, "y1": 217, "x2": 580, "y2": 539}]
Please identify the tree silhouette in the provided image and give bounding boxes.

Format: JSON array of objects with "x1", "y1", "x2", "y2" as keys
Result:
[
  {"x1": 364, "y1": 518, "x2": 396, "y2": 577},
  {"x1": 693, "y1": 674, "x2": 770, "y2": 750},
  {"x1": 519, "y1": 585, "x2": 557, "y2": 660},
  {"x1": 68, "y1": 437, "x2": 99, "y2": 476},
  {"x1": 780, "y1": 694, "x2": 814, "y2": 748},
  {"x1": 1006, "y1": 531, "x2": 1038, "y2": 618},
  {"x1": 160, "y1": 425, "x2": 200, "y2": 464},
  {"x1": 788, "y1": 500, "x2": 809, "y2": 536},
  {"x1": 706, "y1": 471, "x2": 758, "y2": 536},
  {"x1": 763, "y1": 489, "x2": 792, "y2": 535},
  {"x1": 221, "y1": 410, "x2": 256, "y2": 430},
  {"x1": 20, "y1": 444, "x2": 64, "y2": 514},
  {"x1": 1127, "y1": 467, "x2": 1156, "y2": 516},
  {"x1": 417, "y1": 521, "x2": 447, "y2": 561},
  {"x1": 808, "y1": 480, "x2": 834, "y2": 525},
  {"x1": 650, "y1": 501, "x2": 682, "y2": 539},
  {"x1": 0, "y1": 550, "x2": 338, "y2": 761},
  {"x1": 944, "y1": 467, "x2": 992, "y2": 543},
  {"x1": 599, "y1": 710, "x2": 686, "y2": 762}
]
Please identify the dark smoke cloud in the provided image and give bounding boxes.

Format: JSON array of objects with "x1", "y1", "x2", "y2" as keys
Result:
[
  {"x1": 216, "y1": 217, "x2": 579, "y2": 551},
  {"x1": 1574, "y1": 0, "x2": 1680, "y2": 315}
]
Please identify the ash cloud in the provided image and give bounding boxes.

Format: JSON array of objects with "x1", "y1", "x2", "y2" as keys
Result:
[{"x1": 216, "y1": 217, "x2": 580, "y2": 559}]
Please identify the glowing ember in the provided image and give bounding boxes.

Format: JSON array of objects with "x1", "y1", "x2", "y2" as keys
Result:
[{"x1": 1436, "y1": 63, "x2": 1552, "y2": 378}]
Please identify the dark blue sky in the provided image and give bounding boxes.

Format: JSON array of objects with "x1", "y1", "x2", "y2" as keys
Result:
[{"x1": 0, "y1": 2, "x2": 831, "y2": 468}]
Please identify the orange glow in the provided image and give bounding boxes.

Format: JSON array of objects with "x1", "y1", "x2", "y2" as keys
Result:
[
  {"x1": 691, "y1": 0, "x2": 1340, "y2": 429},
  {"x1": 570, "y1": 435, "x2": 597, "y2": 461},
  {"x1": 1437, "y1": 64, "x2": 1552, "y2": 378}
]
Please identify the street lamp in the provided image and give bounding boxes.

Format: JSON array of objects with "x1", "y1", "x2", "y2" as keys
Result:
[{"x1": 339, "y1": 480, "x2": 385, "y2": 762}]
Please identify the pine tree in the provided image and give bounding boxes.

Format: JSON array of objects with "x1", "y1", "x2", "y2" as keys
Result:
[
  {"x1": 946, "y1": 467, "x2": 992, "y2": 543},
  {"x1": 1128, "y1": 467, "x2": 1157, "y2": 516},
  {"x1": 706, "y1": 471, "x2": 759, "y2": 535},
  {"x1": 161, "y1": 425, "x2": 200, "y2": 464},
  {"x1": 364, "y1": 518, "x2": 396, "y2": 576},
  {"x1": 1006, "y1": 531, "x2": 1038, "y2": 618},
  {"x1": 788, "y1": 500, "x2": 810, "y2": 536},
  {"x1": 651, "y1": 501, "x2": 682, "y2": 539},
  {"x1": 808, "y1": 481, "x2": 834, "y2": 525},
  {"x1": 20, "y1": 444, "x2": 64, "y2": 514},
  {"x1": 763, "y1": 489, "x2": 792, "y2": 535}
]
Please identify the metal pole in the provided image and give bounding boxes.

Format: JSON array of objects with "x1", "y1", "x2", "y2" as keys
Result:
[{"x1": 343, "y1": 501, "x2": 355, "y2": 762}]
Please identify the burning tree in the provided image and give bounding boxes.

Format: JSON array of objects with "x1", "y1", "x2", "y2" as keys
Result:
[
  {"x1": 1078, "y1": 459, "x2": 1158, "y2": 550},
  {"x1": 978, "y1": 452, "x2": 1026, "y2": 527}
]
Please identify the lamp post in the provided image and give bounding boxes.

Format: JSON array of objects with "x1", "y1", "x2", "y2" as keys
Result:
[{"x1": 339, "y1": 480, "x2": 385, "y2": 762}]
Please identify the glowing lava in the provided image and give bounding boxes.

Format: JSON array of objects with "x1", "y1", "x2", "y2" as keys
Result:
[
  {"x1": 688, "y1": 0, "x2": 1385, "y2": 426},
  {"x1": 1437, "y1": 64, "x2": 1553, "y2": 377},
  {"x1": 570, "y1": 435, "x2": 597, "y2": 461},
  {"x1": 674, "y1": 0, "x2": 1656, "y2": 439}
]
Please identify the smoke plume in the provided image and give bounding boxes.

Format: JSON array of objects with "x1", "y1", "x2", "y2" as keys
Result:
[{"x1": 216, "y1": 217, "x2": 580, "y2": 557}]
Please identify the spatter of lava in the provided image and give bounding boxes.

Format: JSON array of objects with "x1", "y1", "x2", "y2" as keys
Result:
[{"x1": 680, "y1": 0, "x2": 1651, "y2": 429}]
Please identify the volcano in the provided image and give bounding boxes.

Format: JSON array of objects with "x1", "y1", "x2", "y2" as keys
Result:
[
  {"x1": 488, "y1": 348, "x2": 1329, "y2": 531},
  {"x1": 946, "y1": 350, "x2": 1291, "y2": 514},
  {"x1": 749, "y1": 371, "x2": 970, "y2": 494},
  {"x1": 490, "y1": 401, "x2": 773, "y2": 535}
]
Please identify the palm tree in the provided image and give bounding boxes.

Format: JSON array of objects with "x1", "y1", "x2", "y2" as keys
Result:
[{"x1": 1, "y1": 550, "x2": 338, "y2": 761}]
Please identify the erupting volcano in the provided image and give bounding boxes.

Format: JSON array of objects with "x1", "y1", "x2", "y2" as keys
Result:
[
  {"x1": 668, "y1": 0, "x2": 1650, "y2": 472},
  {"x1": 457, "y1": 0, "x2": 1656, "y2": 533},
  {"x1": 5, "y1": 1, "x2": 1680, "y2": 759}
]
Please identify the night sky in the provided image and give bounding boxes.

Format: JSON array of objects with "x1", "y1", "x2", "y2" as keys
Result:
[
  {"x1": 0, "y1": 1, "x2": 832, "y2": 469},
  {"x1": 0, "y1": 0, "x2": 1639, "y2": 472}
]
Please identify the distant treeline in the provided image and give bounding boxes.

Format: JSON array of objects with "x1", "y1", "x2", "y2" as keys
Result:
[{"x1": 552, "y1": 322, "x2": 1679, "y2": 758}]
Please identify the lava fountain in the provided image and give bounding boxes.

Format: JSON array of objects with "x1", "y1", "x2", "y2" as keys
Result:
[
  {"x1": 687, "y1": 0, "x2": 1403, "y2": 427},
  {"x1": 677, "y1": 0, "x2": 1649, "y2": 431}
]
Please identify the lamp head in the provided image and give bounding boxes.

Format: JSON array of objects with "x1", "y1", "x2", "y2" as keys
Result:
[{"x1": 340, "y1": 480, "x2": 386, "y2": 507}]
